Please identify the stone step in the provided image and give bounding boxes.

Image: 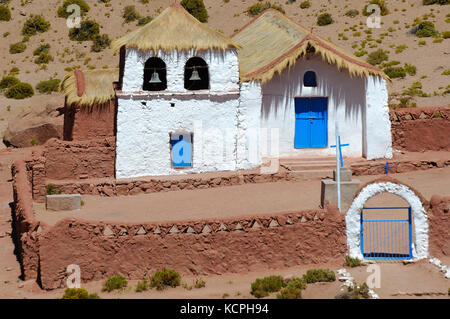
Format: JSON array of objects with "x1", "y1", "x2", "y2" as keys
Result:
[
  {"x1": 279, "y1": 156, "x2": 336, "y2": 164},
  {"x1": 286, "y1": 163, "x2": 336, "y2": 171},
  {"x1": 288, "y1": 169, "x2": 333, "y2": 179}
]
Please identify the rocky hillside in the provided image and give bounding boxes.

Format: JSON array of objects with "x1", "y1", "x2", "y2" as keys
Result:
[{"x1": 0, "y1": 0, "x2": 449, "y2": 148}]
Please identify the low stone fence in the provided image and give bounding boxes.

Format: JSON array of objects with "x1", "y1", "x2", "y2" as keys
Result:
[
  {"x1": 37, "y1": 207, "x2": 346, "y2": 289},
  {"x1": 350, "y1": 158, "x2": 450, "y2": 176},
  {"x1": 11, "y1": 160, "x2": 46, "y2": 280},
  {"x1": 390, "y1": 106, "x2": 450, "y2": 152}
]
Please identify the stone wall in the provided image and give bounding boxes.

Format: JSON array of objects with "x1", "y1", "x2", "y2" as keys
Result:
[
  {"x1": 44, "y1": 137, "x2": 115, "y2": 181},
  {"x1": 37, "y1": 206, "x2": 346, "y2": 289},
  {"x1": 428, "y1": 195, "x2": 450, "y2": 259},
  {"x1": 390, "y1": 106, "x2": 450, "y2": 152},
  {"x1": 350, "y1": 158, "x2": 450, "y2": 176},
  {"x1": 11, "y1": 160, "x2": 45, "y2": 280}
]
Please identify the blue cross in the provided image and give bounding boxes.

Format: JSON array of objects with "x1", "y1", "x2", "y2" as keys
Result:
[
  {"x1": 331, "y1": 136, "x2": 349, "y2": 167},
  {"x1": 382, "y1": 161, "x2": 393, "y2": 175}
]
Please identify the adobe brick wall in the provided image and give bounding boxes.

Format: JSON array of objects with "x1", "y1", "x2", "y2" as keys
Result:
[
  {"x1": 350, "y1": 159, "x2": 450, "y2": 176},
  {"x1": 63, "y1": 100, "x2": 116, "y2": 141},
  {"x1": 37, "y1": 206, "x2": 347, "y2": 289},
  {"x1": 428, "y1": 195, "x2": 450, "y2": 259},
  {"x1": 390, "y1": 106, "x2": 450, "y2": 152},
  {"x1": 11, "y1": 160, "x2": 46, "y2": 280},
  {"x1": 44, "y1": 137, "x2": 116, "y2": 181}
]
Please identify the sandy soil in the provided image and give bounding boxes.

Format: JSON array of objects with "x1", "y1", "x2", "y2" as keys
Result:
[{"x1": 0, "y1": 0, "x2": 449, "y2": 147}]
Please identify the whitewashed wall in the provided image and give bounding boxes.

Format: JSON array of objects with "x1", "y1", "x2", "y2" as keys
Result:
[
  {"x1": 363, "y1": 76, "x2": 392, "y2": 160},
  {"x1": 122, "y1": 48, "x2": 240, "y2": 92},
  {"x1": 260, "y1": 55, "x2": 367, "y2": 158},
  {"x1": 236, "y1": 81, "x2": 263, "y2": 170},
  {"x1": 116, "y1": 48, "x2": 241, "y2": 178}
]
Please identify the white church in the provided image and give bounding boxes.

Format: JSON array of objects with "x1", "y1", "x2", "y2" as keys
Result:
[{"x1": 107, "y1": 3, "x2": 392, "y2": 179}]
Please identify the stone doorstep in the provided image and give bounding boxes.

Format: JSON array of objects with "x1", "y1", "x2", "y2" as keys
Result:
[{"x1": 46, "y1": 194, "x2": 82, "y2": 211}]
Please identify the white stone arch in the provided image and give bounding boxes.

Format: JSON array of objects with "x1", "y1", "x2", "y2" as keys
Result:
[{"x1": 346, "y1": 181, "x2": 428, "y2": 260}]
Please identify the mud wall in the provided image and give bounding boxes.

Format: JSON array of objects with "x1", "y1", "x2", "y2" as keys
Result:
[
  {"x1": 44, "y1": 137, "x2": 116, "y2": 181},
  {"x1": 37, "y1": 207, "x2": 346, "y2": 289},
  {"x1": 428, "y1": 195, "x2": 450, "y2": 259},
  {"x1": 11, "y1": 160, "x2": 46, "y2": 280},
  {"x1": 390, "y1": 106, "x2": 450, "y2": 152},
  {"x1": 63, "y1": 100, "x2": 116, "y2": 141}
]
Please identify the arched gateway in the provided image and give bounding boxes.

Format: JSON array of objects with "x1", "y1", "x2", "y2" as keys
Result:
[{"x1": 346, "y1": 179, "x2": 429, "y2": 260}]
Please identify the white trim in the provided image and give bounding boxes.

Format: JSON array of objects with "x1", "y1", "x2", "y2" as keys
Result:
[{"x1": 346, "y1": 182, "x2": 428, "y2": 260}]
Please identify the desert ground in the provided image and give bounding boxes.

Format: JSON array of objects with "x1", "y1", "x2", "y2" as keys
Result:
[
  {"x1": 0, "y1": 0, "x2": 449, "y2": 149},
  {"x1": 0, "y1": 146, "x2": 449, "y2": 299}
]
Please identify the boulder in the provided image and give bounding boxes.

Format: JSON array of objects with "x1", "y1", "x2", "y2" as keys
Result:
[{"x1": 3, "y1": 102, "x2": 64, "y2": 148}]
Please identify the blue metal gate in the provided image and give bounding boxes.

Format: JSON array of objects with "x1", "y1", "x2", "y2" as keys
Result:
[{"x1": 360, "y1": 207, "x2": 412, "y2": 259}]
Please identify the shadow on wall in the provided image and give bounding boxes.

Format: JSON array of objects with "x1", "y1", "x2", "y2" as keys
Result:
[{"x1": 260, "y1": 55, "x2": 366, "y2": 122}]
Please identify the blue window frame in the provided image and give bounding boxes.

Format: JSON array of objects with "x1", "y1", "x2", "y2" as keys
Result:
[
  {"x1": 170, "y1": 133, "x2": 192, "y2": 168},
  {"x1": 303, "y1": 71, "x2": 317, "y2": 87}
]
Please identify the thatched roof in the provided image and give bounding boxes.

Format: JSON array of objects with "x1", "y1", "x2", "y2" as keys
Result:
[
  {"x1": 61, "y1": 68, "x2": 118, "y2": 106},
  {"x1": 112, "y1": 3, "x2": 240, "y2": 52},
  {"x1": 232, "y1": 9, "x2": 389, "y2": 83}
]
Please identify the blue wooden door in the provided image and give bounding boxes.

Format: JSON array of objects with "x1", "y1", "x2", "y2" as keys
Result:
[{"x1": 294, "y1": 97, "x2": 327, "y2": 148}]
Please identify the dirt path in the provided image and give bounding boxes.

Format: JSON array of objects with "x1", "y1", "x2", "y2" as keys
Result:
[{"x1": 35, "y1": 166, "x2": 450, "y2": 225}]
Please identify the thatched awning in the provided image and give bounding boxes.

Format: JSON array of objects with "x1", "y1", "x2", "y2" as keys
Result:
[
  {"x1": 232, "y1": 9, "x2": 389, "y2": 83},
  {"x1": 112, "y1": 3, "x2": 240, "y2": 53},
  {"x1": 61, "y1": 69, "x2": 118, "y2": 107}
]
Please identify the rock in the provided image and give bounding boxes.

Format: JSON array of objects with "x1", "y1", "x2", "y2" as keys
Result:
[
  {"x1": 5, "y1": 267, "x2": 12, "y2": 272},
  {"x1": 18, "y1": 283, "x2": 24, "y2": 288},
  {"x1": 3, "y1": 101, "x2": 64, "y2": 148}
]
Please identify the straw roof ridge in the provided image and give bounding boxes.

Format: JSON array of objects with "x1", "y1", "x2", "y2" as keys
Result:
[
  {"x1": 61, "y1": 68, "x2": 118, "y2": 106},
  {"x1": 112, "y1": 3, "x2": 240, "y2": 53},
  {"x1": 232, "y1": 9, "x2": 389, "y2": 84}
]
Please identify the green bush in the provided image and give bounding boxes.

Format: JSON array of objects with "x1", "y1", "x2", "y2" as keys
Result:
[
  {"x1": 317, "y1": 13, "x2": 333, "y2": 26},
  {"x1": 91, "y1": 34, "x2": 111, "y2": 52},
  {"x1": 36, "y1": 79, "x2": 61, "y2": 94},
  {"x1": 246, "y1": 1, "x2": 284, "y2": 17},
  {"x1": 57, "y1": 0, "x2": 90, "y2": 18},
  {"x1": 302, "y1": 269, "x2": 335, "y2": 283},
  {"x1": 404, "y1": 63, "x2": 417, "y2": 76},
  {"x1": 343, "y1": 256, "x2": 362, "y2": 267},
  {"x1": 0, "y1": 5, "x2": 11, "y2": 21},
  {"x1": 137, "y1": 16, "x2": 153, "y2": 26},
  {"x1": 22, "y1": 15, "x2": 51, "y2": 36},
  {"x1": 149, "y1": 268, "x2": 181, "y2": 290},
  {"x1": 9, "y1": 42, "x2": 27, "y2": 54},
  {"x1": 69, "y1": 19, "x2": 100, "y2": 41},
  {"x1": 61, "y1": 288, "x2": 100, "y2": 299},
  {"x1": 276, "y1": 277, "x2": 306, "y2": 299},
  {"x1": 415, "y1": 21, "x2": 439, "y2": 37},
  {"x1": 363, "y1": 0, "x2": 389, "y2": 16},
  {"x1": 345, "y1": 9, "x2": 359, "y2": 17},
  {"x1": 299, "y1": 1, "x2": 311, "y2": 9},
  {"x1": 384, "y1": 66, "x2": 406, "y2": 78},
  {"x1": 33, "y1": 43, "x2": 50, "y2": 56},
  {"x1": 0, "y1": 76, "x2": 20, "y2": 90},
  {"x1": 366, "y1": 48, "x2": 389, "y2": 65},
  {"x1": 123, "y1": 5, "x2": 140, "y2": 23},
  {"x1": 135, "y1": 279, "x2": 149, "y2": 292},
  {"x1": 442, "y1": 31, "x2": 450, "y2": 38},
  {"x1": 250, "y1": 275, "x2": 285, "y2": 298},
  {"x1": 46, "y1": 183, "x2": 62, "y2": 195},
  {"x1": 34, "y1": 52, "x2": 53, "y2": 64},
  {"x1": 5, "y1": 82, "x2": 34, "y2": 99},
  {"x1": 423, "y1": 0, "x2": 450, "y2": 5},
  {"x1": 181, "y1": 0, "x2": 209, "y2": 22},
  {"x1": 102, "y1": 275, "x2": 128, "y2": 292}
]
